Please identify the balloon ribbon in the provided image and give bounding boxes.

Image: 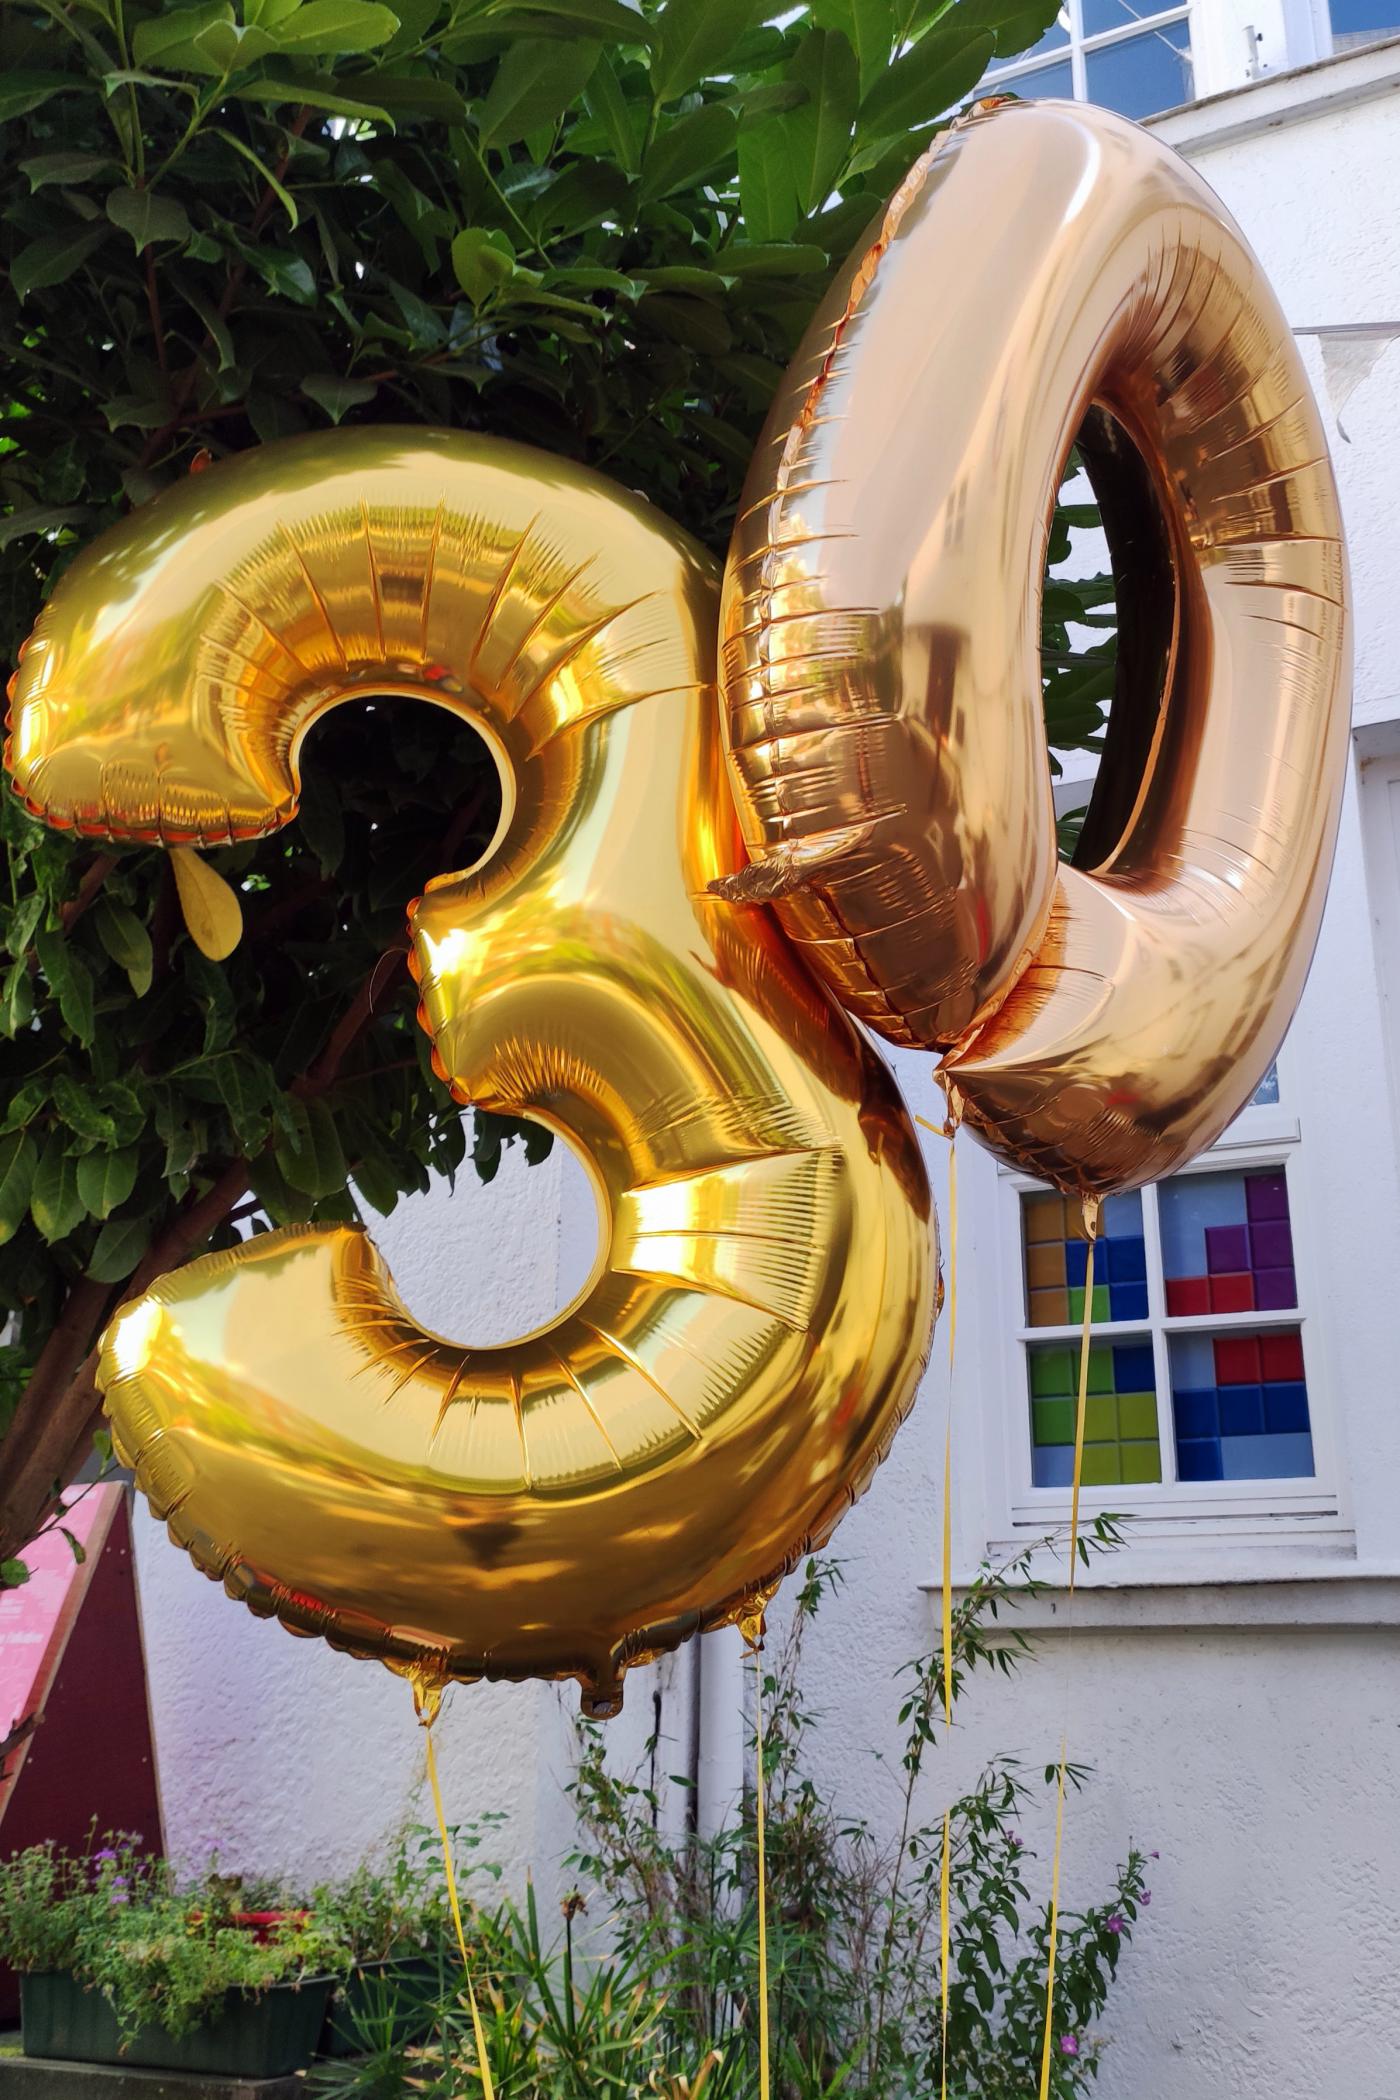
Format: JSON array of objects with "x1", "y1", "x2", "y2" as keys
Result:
[
  {"x1": 417, "y1": 1691, "x2": 497, "y2": 2100},
  {"x1": 1037, "y1": 1198, "x2": 1101, "y2": 2100},
  {"x1": 752, "y1": 1645, "x2": 771, "y2": 2100}
]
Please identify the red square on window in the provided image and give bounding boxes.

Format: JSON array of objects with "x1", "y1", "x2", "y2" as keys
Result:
[
  {"x1": 1210, "y1": 1274, "x2": 1255, "y2": 1313},
  {"x1": 1165, "y1": 1277, "x2": 1210, "y2": 1316},
  {"x1": 1214, "y1": 1334, "x2": 1261, "y2": 1384},
  {"x1": 1260, "y1": 1331, "x2": 1305, "y2": 1382}
]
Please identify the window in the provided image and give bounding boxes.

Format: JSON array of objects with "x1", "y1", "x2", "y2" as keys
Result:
[
  {"x1": 986, "y1": 1, "x2": 1194, "y2": 120},
  {"x1": 1004, "y1": 1064, "x2": 1337, "y2": 1520},
  {"x1": 1324, "y1": 0, "x2": 1400, "y2": 56}
]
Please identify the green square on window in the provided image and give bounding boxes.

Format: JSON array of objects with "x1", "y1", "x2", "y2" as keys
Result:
[
  {"x1": 1032, "y1": 1398, "x2": 1075, "y2": 1446},
  {"x1": 1030, "y1": 1347, "x2": 1075, "y2": 1398},
  {"x1": 1118, "y1": 1391, "x2": 1158, "y2": 1439},
  {"x1": 1084, "y1": 1394, "x2": 1117, "y2": 1442},
  {"x1": 1086, "y1": 1345, "x2": 1113, "y2": 1395},
  {"x1": 1079, "y1": 1445, "x2": 1122, "y2": 1487},
  {"x1": 1119, "y1": 1442, "x2": 1162, "y2": 1485}
]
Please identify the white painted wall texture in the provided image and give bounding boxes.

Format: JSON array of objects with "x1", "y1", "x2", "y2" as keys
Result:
[{"x1": 133, "y1": 39, "x2": 1400, "y2": 2100}]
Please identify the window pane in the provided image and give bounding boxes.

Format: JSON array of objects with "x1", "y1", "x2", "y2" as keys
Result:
[
  {"x1": 1159, "y1": 1168, "x2": 1296, "y2": 1315},
  {"x1": 993, "y1": 57, "x2": 1076, "y2": 98},
  {"x1": 1081, "y1": 0, "x2": 1185, "y2": 33},
  {"x1": 1028, "y1": 1336, "x2": 1162, "y2": 1487},
  {"x1": 1169, "y1": 1328, "x2": 1313, "y2": 1481},
  {"x1": 988, "y1": 14, "x2": 1069, "y2": 74},
  {"x1": 1330, "y1": 1, "x2": 1400, "y2": 54},
  {"x1": 1022, "y1": 1188, "x2": 1146, "y2": 1326},
  {"x1": 1085, "y1": 20, "x2": 1192, "y2": 116},
  {"x1": 1250, "y1": 1062, "x2": 1280, "y2": 1107}
]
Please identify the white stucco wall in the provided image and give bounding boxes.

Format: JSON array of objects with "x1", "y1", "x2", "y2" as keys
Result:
[{"x1": 131, "y1": 38, "x2": 1400, "y2": 2100}]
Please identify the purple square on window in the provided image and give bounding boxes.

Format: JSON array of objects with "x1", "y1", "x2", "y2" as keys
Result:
[
  {"x1": 1249, "y1": 1219, "x2": 1294, "y2": 1269},
  {"x1": 1255, "y1": 1267, "x2": 1297, "y2": 1310},
  {"x1": 1246, "y1": 1172, "x2": 1289, "y2": 1222},
  {"x1": 1205, "y1": 1224, "x2": 1249, "y2": 1274}
]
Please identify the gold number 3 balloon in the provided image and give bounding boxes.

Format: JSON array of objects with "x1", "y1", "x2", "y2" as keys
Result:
[
  {"x1": 718, "y1": 99, "x2": 1349, "y2": 1195},
  {"x1": 6, "y1": 429, "x2": 933, "y2": 1715}
]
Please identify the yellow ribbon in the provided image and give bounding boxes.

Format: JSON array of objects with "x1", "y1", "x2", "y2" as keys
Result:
[
  {"x1": 419, "y1": 1696, "x2": 497, "y2": 2100},
  {"x1": 752, "y1": 1649, "x2": 771, "y2": 2100},
  {"x1": 917, "y1": 1101, "x2": 960, "y2": 2100},
  {"x1": 1037, "y1": 1199, "x2": 1100, "y2": 2100}
]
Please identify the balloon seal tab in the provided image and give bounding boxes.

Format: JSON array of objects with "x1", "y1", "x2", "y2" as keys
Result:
[
  {"x1": 1080, "y1": 1194, "x2": 1102, "y2": 1244},
  {"x1": 737, "y1": 1600, "x2": 767, "y2": 1651},
  {"x1": 409, "y1": 1664, "x2": 446, "y2": 1729}
]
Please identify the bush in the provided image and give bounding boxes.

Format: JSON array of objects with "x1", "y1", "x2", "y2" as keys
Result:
[
  {"x1": 315, "y1": 1531, "x2": 1149, "y2": 2098},
  {"x1": 0, "y1": 0, "x2": 1114, "y2": 1569}
]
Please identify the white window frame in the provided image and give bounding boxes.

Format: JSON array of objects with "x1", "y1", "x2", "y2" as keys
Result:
[
  {"x1": 987, "y1": 1041, "x2": 1346, "y2": 1542},
  {"x1": 988, "y1": 0, "x2": 1197, "y2": 108}
]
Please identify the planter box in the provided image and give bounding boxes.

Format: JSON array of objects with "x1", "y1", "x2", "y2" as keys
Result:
[
  {"x1": 321, "y1": 1955, "x2": 443, "y2": 2059},
  {"x1": 20, "y1": 1972, "x2": 334, "y2": 2080}
]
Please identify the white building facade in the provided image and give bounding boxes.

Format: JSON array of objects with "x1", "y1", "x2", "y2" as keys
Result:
[{"x1": 133, "y1": 17, "x2": 1400, "y2": 2098}]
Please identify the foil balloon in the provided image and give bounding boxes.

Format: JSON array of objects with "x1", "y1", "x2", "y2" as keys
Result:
[
  {"x1": 5, "y1": 429, "x2": 933, "y2": 1715},
  {"x1": 716, "y1": 97, "x2": 1349, "y2": 1195}
]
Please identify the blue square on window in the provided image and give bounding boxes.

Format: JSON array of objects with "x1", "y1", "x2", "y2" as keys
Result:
[
  {"x1": 1065, "y1": 1239, "x2": 1089, "y2": 1287},
  {"x1": 1032, "y1": 1445, "x2": 1075, "y2": 1489},
  {"x1": 1174, "y1": 1388, "x2": 1218, "y2": 1439},
  {"x1": 1264, "y1": 1381, "x2": 1310, "y2": 1435},
  {"x1": 1219, "y1": 1385, "x2": 1264, "y2": 1438},
  {"x1": 1106, "y1": 1237, "x2": 1147, "y2": 1283},
  {"x1": 1113, "y1": 1342, "x2": 1155, "y2": 1391},
  {"x1": 1177, "y1": 1437, "x2": 1223, "y2": 1482},
  {"x1": 1110, "y1": 1282, "x2": 1150, "y2": 1321}
]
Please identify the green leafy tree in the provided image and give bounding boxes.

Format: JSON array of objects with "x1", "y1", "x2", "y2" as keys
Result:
[{"x1": 0, "y1": 0, "x2": 1110, "y2": 1570}]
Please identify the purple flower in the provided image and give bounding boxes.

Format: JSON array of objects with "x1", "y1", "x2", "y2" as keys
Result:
[
  {"x1": 1008, "y1": 1833, "x2": 1022, "y2": 1851},
  {"x1": 1106, "y1": 1914, "x2": 1124, "y2": 1936},
  {"x1": 94, "y1": 1849, "x2": 118, "y2": 1865},
  {"x1": 108, "y1": 1880, "x2": 128, "y2": 1907},
  {"x1": 1141, "y1": 1890, "x2": 1151, "y2": 1906},
  {"x1": 1149, "y1": 1850, "x2": 1159, "y2": 1860},
  {"x1": 1060, "y1": 2035, "x2": 1079, "y2": 2057}
]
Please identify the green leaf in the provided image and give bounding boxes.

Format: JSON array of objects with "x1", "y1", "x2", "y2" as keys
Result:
[
  {"x1": 300, "y1": 374, "x2": 380, "y2": 421},
  {"x1": 723, "y1": 243, "x2": 826, "y2": 277},
  {"x1": 956, "y1": 0, "x2": 1063, "y2": 51},
  {"x1": 0, "y1": 1133, "x2": 38, "y2": 1245},
  {"x1": 10, "y1": 227, "x2": 106, "y2": 302},
  {"x1": 653, "y1": 0, "x2": 756, "y2": 102},
  {"x1": 76, "y1": 1145, "x2": 141, "y2": 1220},
  {"x1": 502, "y1": 0, "x2": 652, "y2": 36},
  {"x1": 210, "y1": 1052, "x2": 275, "y2": 1151},
  {"x1": 52, "y1": 1075, "x2": 117, "y2": 1148},
  {"x1": 60, "y1": 1528, "x2": 87, "y2": 1566},
  {"x1": 859, "y1": 26, "x2": 994, "y2": 137},
  {"x1": 20, "y1": 151, "x2": 115, "y2": 191},
  {"x1": 0, "y1": 1562, "x2": 30, "y2": 1592},
  {"x1": 641, "y1": 104, "x2": 737, "y2": 200},
  {"x1": 451, "y1": 227, "x2": 515, "y2": 304},
  {"x1": 30, "y1": 1136, "x2": 86, "y2": 1244},
  {"x1": 0, "y1": 505, "x2": 92, "y2": 551},
  {"x1": 783, "y1": 30, "x2": 858, "y2": 213},
  {"x1": 87, "y1": 1212, "x2": 154, "y2": 1284},
  {"x1": 738, "y1": 122, "x2": 799, "y2": 244},
  {"x1": 92, "y1": 896, "x2": 154, "y2": 996},
  {"x1": 477, "y1": 37, "x2": 601, "y2": 149},
  {"x1": 208, "y1": 127, "x2": 301, "y2": 229},
  {"x1": 0, "y1": 73, "x2": 84, "y2": 124},
  {"x1": 0, "y1": 960, "x2": 34, "y2": 1038},
  {"x1": 35, "y1": 929, "x2": 95, "y2": 1046},
  {"x1": 132, "y1": 4, "x2": 233, "y2": 69},
  {"x1": 2, "y1": 1077, "x2": 49, "y2": 1133},
  {"x1": 353, "y1": 73, "x2": 467, "y2": 121},
  {"x1": 811, "y1": 0, "x2": 893, "y2": 95},
  {"x1": 105, "y1": 187, "x2": 193, "y2": 253},
  {"x1": 232, "y1": 77, "x2": 394, "y2": 123},
  {"x1": 267, "y1": 1, "x2": 402, "y2": 54},
  {"x1": 275, "y1": 1096, "x2": 348, "y2": 1197},
  {"x1": 584, "y1": 51, "x2": 643, "y2": 175}
]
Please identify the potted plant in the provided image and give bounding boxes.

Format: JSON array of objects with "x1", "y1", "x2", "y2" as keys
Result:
[
  {"x1": 0, "y1": 1838, "x2": 335, "y2": 2077},
  {"x1": 311, "y1": 1829, "x2": 477, "y2": 2058}
]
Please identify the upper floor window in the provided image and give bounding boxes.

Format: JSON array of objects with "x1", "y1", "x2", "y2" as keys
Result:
[
  {"x1": 1324, "y1": 1, "x2": 1400, "y2": 56},
  {"x1": 986, "y1": 1, "x2": 1194, "y2": 120}
]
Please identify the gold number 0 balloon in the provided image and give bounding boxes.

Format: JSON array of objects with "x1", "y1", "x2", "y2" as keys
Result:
[
  {"x1": 718, "y1": 100, "x2": 1350, "y2": 1194},
  {"x1": 6, "y1": 431, "x2": 934, "y2": 1714}
]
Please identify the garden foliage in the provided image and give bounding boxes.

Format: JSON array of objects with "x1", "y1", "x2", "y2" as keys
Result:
[{"x1": 0, "y1": 0, "x2": 1115, "y2": 1565}]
